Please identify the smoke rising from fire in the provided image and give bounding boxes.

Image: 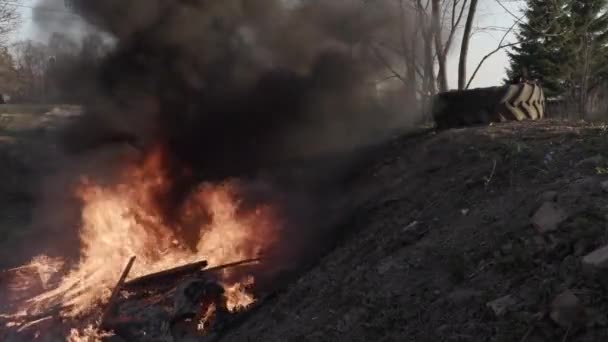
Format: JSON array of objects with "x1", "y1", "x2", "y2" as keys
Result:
[
  {"x1": 33, "y1": 0, "x2": 419, "y2": 287},
  {"x1": 61, "y1": 0, "x2": 413, "y2": 161}
]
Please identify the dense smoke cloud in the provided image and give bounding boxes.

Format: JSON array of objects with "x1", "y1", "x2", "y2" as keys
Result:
[
  {"x1": 33, "y1": 0, "x2": 419, "y2": 287},
  {"x1": 62, "y1": 0, "x2": 412, "y2": 170}
]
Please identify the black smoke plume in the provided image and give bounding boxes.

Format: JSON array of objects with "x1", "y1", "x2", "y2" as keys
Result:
[{"x1": 38, "y1": 0, "x2": 415, "y2": 288}]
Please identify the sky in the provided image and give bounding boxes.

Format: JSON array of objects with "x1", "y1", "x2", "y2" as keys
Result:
[
  {"x1": 11, "y1": 0, "x2": 525, "y2": 89},
  {"x1": 446, "y1": 0, "x2": 526, "y2": 88}
]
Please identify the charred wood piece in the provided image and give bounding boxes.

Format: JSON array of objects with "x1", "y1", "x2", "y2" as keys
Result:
[
  {"x1": 193, "y1": 258, "x2": 261, "y2": 277},
  {"x1": 123, "y1": 260, "x2": 208, "y2": 290},
  {"x1": 101, "y1": 256, "x2": 136, "y2": 328}
]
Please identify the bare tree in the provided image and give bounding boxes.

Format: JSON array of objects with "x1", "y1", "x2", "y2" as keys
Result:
[
  {"x1": 0, "y1": 1, "x2": 22, "y2": 45},
  {"x1": 457, "y1": 0, "x2": 478, "y2": 90},
  {"x1": 368, "y1": 0, "x2": 472, "y2": 118},
  {"x1": 0, "y1": 47, "x2": 20, "y2": 98},
  {"x1": 431, "y1": 0, "x2": 448, "y2": 92},
  {"x1": 12, "y1": 40, "x2": 50, "y2": 102}
]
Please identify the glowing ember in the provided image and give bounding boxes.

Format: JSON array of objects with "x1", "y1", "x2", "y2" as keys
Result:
[
  {"x1": 223, "y1": 276, "x2": 256, "y2": 312},
  {"x1": 67, "y1": 325, "x2": 114, "y2": 342},
  {"x1": 6, "y1": 146, "x2": 280, "y2": 327},
  {"x1": 198, "y1": 303, "x2": 217, "y2": 332}
]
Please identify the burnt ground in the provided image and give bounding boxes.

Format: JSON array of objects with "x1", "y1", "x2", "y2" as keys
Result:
[
  {"x1": 221, "y1": 120, "x2": 608, "y2": 342},
  {"x1": 4, "y1": 116, "x2": 608, "y2": 341}
]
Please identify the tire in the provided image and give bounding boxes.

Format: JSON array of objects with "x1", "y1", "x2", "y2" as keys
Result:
[{"x1": 431, "y1": 82, "x2": 546, "y2": 129}]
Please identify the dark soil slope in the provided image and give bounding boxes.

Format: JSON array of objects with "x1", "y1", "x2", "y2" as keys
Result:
[{"x1": 222, "y1": 120, "x2": 608, "y2": 342}]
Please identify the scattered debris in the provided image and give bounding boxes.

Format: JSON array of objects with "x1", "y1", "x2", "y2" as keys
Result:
[
  {"x1": 486, "y1": 295, "x2": 517, "y2": 317},
  {"x1": 402, "y1": 221, "x2": 419, "y2": 232},
  {"x1": 550, "y1": 290, "x2": 585, "y2": 329},
  {"x1": 171, "y1": 278, "x2": 229, "y2": 339},
  {"x1": 173, "y1": 279, "x2": 225, "y2": 320},
  {"x1": 484, "y1": 160, "x2": 497, "y2": 187},
  {"x1": 531, "y1": 202, "x2": 568, "y2": 233}
]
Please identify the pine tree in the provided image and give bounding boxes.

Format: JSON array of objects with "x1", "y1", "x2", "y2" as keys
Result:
[
  {"x1": 506, "y1": 0, "x2": 608, "y2": 112},
  {"x1": 568, "y1": 0, "x2": 608, "y2": 114},
  {"x1": 505, "y1": 0, "x2": 570, "y2": 97}
]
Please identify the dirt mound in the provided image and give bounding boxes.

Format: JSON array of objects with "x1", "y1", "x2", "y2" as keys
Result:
[{"x1": 219, "y1": 120, "x2": 608, "y2": 342}]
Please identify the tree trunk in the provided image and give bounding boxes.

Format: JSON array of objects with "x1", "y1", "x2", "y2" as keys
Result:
[
  {"x1": 580, "y1": 33, "x2": 590, "y2": 119},
  {"x1": 432, "y1": 0, "x2": 448, "y2": 92},
  {"x1": 423, "y1": 26, "x2": 436, "y2": 96},
  {"x1": 399, "y1": 0, "x2": 419, "y2": 114},
  {"x1": 405, "y1": 47, "x2": 418, "y2": 114},
  {"x1": 458, "y1": 0, "x2": 478, "y2": 90}
]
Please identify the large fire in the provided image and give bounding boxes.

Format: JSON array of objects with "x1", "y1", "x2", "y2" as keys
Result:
[{"x1": 3, "y1": 145, "x2": 280, "y2": 337}]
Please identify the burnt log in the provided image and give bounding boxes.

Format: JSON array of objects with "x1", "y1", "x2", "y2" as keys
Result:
[
  {"x1": 192, "y1": 258, "x2": 261, "y2": 277},
  {"x1": 123, "y1": 260, "x2": 208, "y2": 290},
  {"x1": 101, "y1": 256, "x2": 136, "y2": 328},
  {"x1": 123, "y1": 258, "x2": 260, "y2": 291}
]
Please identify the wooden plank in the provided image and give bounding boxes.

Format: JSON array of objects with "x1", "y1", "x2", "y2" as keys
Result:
[
  {"x1": 123, "y1": 259, "x2": 208, "y2": 289},
  {"x1": 101, "y1": 256, "x2": 136, "y2": 327},
  {"x1": 194, "y1": 258, "x2": 261, "y2": 276}
]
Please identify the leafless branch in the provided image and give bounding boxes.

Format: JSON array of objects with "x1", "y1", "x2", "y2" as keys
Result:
[
  {"x1": 494, "y1": 0, "x2": 564, "y2": 37},
  {"x1": 465, "y1": 14, "x2": 523, "y2": 89},
  {"x1": 0, "y1": 2, "x2": 22, "y2": 45},
  {"x1": 371, "y1": 44, "x2": 407, "y2": 85},
  {"x1": 442, "y1": 0, "x2": 469, "y2": 57}
]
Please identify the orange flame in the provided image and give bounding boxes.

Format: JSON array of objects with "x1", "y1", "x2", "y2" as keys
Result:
[
  {"x1": 7, "y1": 146, "x2": 280, "y2": 327},
  {"x1": 67, "y1": 325, "x2": 114, "y2": 342}
]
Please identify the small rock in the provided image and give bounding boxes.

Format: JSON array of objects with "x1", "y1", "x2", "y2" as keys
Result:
[
  {"x1": 550, "y1": 290, "x2": 585, "y2": 328},
  {"x1": 461, "y1": 208, "x2": 470, "y2": 216},
  {"x1": 582, "y1": 245, "x2": 608, "y2": 269},
  {"x1": 487, "y1": 295, "x2": 517, "y2": 317},
  {"x1": 540, "y1": 191, "x2": 558, "y2": 202},
  {"x1": 402, "y1": 221, "x2": 419, "y2": 232},
  {"x1": 531, "y1": 202, "x2": 568, "y2": 233}
]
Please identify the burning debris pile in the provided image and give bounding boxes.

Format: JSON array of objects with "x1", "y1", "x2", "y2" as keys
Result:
[
  {"x1": 1, "y1": 147, "x2": 280, "y2": 340},
  {"x1": 3, "y1": 257, "x2": 262, "y2": 341},
  {"x1": 1, "y1": 0, "x2": 415, "y2": 340}
]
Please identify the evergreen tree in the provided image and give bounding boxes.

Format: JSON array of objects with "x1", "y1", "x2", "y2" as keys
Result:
[
  {"x1": 505, "y1": 0, "x2": 570, "y2": 97},
  {"x1": 506, "y1": 0, "x2": 608, "y2": 112},
  {"x1": 568, "y1": 0, "x2": 608, "y2": 113}
]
